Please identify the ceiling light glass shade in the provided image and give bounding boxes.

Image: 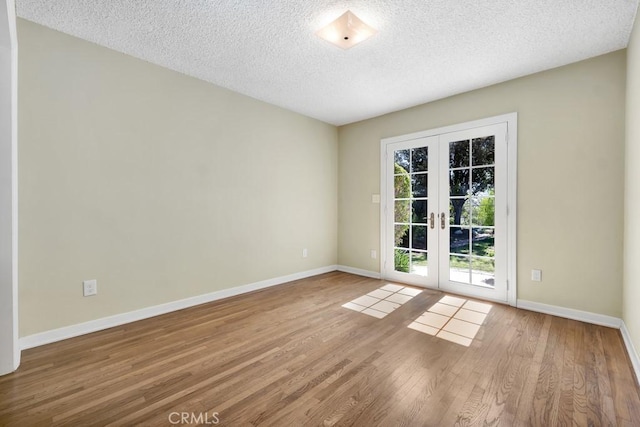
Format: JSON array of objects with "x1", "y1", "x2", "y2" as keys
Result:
[{"x1": 316, "y1": 10, "x2": 377, "y2": 49}]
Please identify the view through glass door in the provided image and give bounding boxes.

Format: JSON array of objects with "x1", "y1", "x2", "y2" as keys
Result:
[{"x1": 383, "y1": 119, "x2": 513, "y2": 303}]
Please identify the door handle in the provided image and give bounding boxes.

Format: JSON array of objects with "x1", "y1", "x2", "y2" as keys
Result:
[
  {"x1": 440, "y1": 212, "x2": 446, "y2": 230},
  {"x1": 429, "y1": 212, "x2": 435, "y2": 229}
]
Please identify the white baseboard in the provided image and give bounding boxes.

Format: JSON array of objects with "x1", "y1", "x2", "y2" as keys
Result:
[
  {"x1": 19, "y1": 269, "x2": 640, "y2": 386},
  {"x1": 621, "y1": 321, "x2": 640, "y2": 384},
  {"x1": 516, "y1": 299, "x2": 622, "y2": 328},
  {"x1": 20, "y1": 265, "x2": 338, "y2": 350},
  {"x1": 337, "y1": 265, "x2": 381, "y2": 279}
]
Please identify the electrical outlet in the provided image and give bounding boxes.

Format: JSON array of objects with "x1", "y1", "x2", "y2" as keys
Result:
[
  {"x1": 371, "y1": 194, "x2": 380, "y2": 204},
  {"x1": 83, "y1": 279, "x2": 97, "y2": 296},
  {"x1": 302, "y1": 248, "x2": 308, "y2": 258},
  {"x1": 531, "y1": 269, "x2": 542, "y2": 282},
  {"x1": 371, "y1": 249, "x2": 377, "y2": 259}
]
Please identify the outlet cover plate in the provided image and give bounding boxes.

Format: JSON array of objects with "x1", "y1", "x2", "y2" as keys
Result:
[
  {"x1": 531, "y1": 270, "x2": 542, "y2": 282},
  {"x1": 83, "y1": 279, "x2": 97, "y2": 296}
]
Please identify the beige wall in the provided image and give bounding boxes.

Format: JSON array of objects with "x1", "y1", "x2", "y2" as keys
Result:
[
  {"x1": 18, "y1": 19, "x2": 338, "y2": 336},
  {"x1": 339, "y1": 51, "x2": 626, "y2": 317},
  {"x1": 624, "y1": 13, "x2": 640, "y2": 357}
]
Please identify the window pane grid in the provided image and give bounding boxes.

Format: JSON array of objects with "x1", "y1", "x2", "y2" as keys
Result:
[
  {"x1": 449, "y1": 135, "x2": 495, "y2": 287},
  {"x1": 394, "y1": 147, "x2": 430, "y2": 274}
]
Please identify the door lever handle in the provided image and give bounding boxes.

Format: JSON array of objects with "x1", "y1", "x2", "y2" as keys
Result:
[
  {"x1": 440, "y1": 212, "x2": 446, "y2": 230},
  {"x1": 429, "y1": 212, "x2": 435, "y2": 229}
]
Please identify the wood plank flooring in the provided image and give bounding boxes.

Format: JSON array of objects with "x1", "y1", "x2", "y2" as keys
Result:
[{"x1": 1, "y1": 271, "x2": 639, "y2": 426}]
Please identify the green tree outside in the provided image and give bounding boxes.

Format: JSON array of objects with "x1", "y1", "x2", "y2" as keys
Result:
[{"x1": 476, "y1": 191, "x2": 495, "y2": 227}]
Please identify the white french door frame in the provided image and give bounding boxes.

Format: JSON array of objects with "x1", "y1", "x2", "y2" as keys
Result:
[
  {"x1": 382, "y1": 136, "x2": 440, "y2": 288},
  {"x1": 380, "y1": 113, "x2": 517, "y2": 306}
]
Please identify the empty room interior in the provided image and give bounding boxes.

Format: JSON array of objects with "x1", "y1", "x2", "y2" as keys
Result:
[{"x1": 2, "y1": 0, "x2": 640, "y2": 425}]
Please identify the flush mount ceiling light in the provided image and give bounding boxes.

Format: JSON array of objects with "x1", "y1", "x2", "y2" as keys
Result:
[{"x1": 316, "y1": 10, "x2": 377, "y2": 49}]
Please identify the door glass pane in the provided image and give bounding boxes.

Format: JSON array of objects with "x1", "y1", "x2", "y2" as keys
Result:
[
  {"x1": 450, "y1": 226, "x2": 470, "y2": 254},
  {"x1": 395, "y1": 249, "x2": 410, "y2": 273},
  {"x1": 449, "y1": 140, "x2": 470, "y2": 168},
  {"x1": 395, "y1": 171, "x2": 411, "y2": 198},
  {"x1": 472, "y1": 167, "x2": 494, "y2": 195},
  {"x1": 395, "y1": 224, "x2": 409, "y2": 248},
  {"x1": 411, "y1": 147, "x2": 428, "y2": 172},
  {"x1": 450, "y1": 198, "x2": 470, "y2": 226},
  {"x1": 450, "y1": 254, "x2": 470, "y2": 283},
  {"x1": 412, "y1": 174, "x2": 428, "y2": 197},
  {"x1": 472, "y1": 257, "x2": 495, "y2": 287},
  {"x1": 412, "y1": 200, "x2": 428, "y2": 223},
  {"x1": 472, "y1": 136, "x2": 495, "y2": 166},
  {"x1": 395, "y1": 149, "x2": 410, "y2": 173},
  {"x1": 412, "y1": 225, "x2": 427, "y2": 250},
  {"x1": 472, "y1": 197, "x2": 494, "y2": 226},
  {"x1": 395, "y1": 200, "x2": 410, "y2": 223},
  {"x1": 471, "y1": 228, "x2": 495, "y2": 257},
  {"x1": 449, "y1": 169, "x2": 469, "y2": 196},
  {"x1": 411, "y1": 251, "x2": 428, "y2": 276}
]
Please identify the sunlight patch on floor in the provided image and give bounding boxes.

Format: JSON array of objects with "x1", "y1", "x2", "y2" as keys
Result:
[
  {"x1": 408, "y1": 296, "x2": 492, "y2": 346},
  {"x1": 342, "y1": 284, "x2": 422, "y2": 318}
]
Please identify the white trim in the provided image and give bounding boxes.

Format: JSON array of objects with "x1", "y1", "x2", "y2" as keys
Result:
[
  {"x1": 516, "y1": 299, "x2": 622, "y2": 328},
  {"x1": 16, "y1": 264, "x2": 640, "y2": 385},
  {"x1": 20, "y1": 265, "x2": 337, "y2": 350},
  {"x1": 620, "y1": 321, "x2": 640, "y2": 384},
  {"x1": 0, "y1": 0, "x2": 19, "y2": 375},
  {"x1": 10, "y1": 0, "x2": 18, "y2": 372},
  {"x1": 506, "y1": 116, "x2": 518, "y2": 306},
  {"x1": 337, "y1": 265, "x2": 381, "y2": 279},
  {"x1": 381, "y1": 113, "x2": 519, "y2": 145}
]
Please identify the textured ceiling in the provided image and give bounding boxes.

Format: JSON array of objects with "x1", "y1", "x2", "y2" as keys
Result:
[{"x1": 16, "y1": 0, "x2": 639, "y2": 125}]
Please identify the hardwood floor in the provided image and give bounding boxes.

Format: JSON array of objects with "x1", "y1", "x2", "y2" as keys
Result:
[{"x1": 1, "y1": 271, "x2": 639, "y2": 426}]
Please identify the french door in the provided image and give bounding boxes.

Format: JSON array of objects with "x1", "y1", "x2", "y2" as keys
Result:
[{"x1": 382, "y1": 118, "x2": 513, "y2": 303}]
